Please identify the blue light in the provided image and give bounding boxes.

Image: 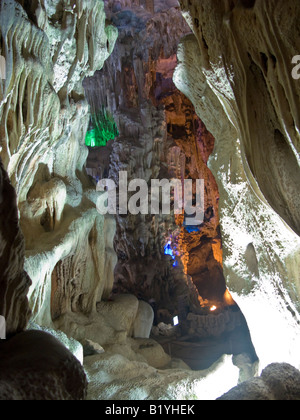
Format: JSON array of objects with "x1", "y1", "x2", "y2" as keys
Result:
[
  {"x1": 184, "y1": 226, "x2": 201, "y2": 233},
  {"x1": 164, "y1": 242, "x2": 178, "y2": 267},
  {"x1": 183, "y1": 218, "x2": 201, "y2": 233},
  {"x1": 164, "y1": 242, "x2": 173, "y2": 257}
]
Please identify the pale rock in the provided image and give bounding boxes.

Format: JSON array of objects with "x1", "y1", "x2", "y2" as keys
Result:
[
  {"x1": 133, "y1": 300, "x2": 154, "y2": 339},
  {"x1": 81, "y1": 339, "x2": 105, "y2": 357},
  {"x1": 54, "y1": 295, "x2": 150, "y2": 348},
  {"x1": 152, "y1": 322, "x2": 177, "y2": 338},
  {"x1": 168, "y1": 358, "x2": 192, "y2": 371},
  {"x1": 97, "y1": 295, "x2": 140, "y2": 336},
  {"x1": 0, "y1": 160, "x2": 31, "y2": 336},
  {"x1": 0, "y1": 0, "x2": 118, "y2": 330},
  {"x1": 132, "y1": 338, "x2": 171, "y2": 369},
  {"x1": 85, "y1": 353, "x2": 240, "y2": 400},
  {"x1": 28, "y1": 322, "x2": 84, "y2": 365},
  {"x1": 232, "y1": 353, "x2": 259, "y2": 384}
]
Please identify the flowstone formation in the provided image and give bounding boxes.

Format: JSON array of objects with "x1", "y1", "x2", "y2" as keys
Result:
[
  {"x1": 85, "y1": 108, "x2": 119, "y2": 148},
  {"x1": 0, "y1": 0, "x2": 118, "y2": 327},
  {"x1": 0, "y1": 160, "x2": 31, "y2": 337},
  {"x1": 174, "y1": 0, "x2": 300, "y2": 369},
  {"x1": 0, "y1": 0, "x2": 119, "y2": 400}
]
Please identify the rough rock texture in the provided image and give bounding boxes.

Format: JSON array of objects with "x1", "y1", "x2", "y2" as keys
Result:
[
  {"x1": 0, "y1": 0, "x2": 119, "y2": 401},
  {"x1": 174, "y1": 0, "x2": 300, "y2": 369},
  {"x1": 219, "y1": 363, "x2": 300, "y2": 401},
  {"x1": 84, "y1": 0, "x2": 233, "y2": 323},
  {"x1": 0, "y1": 331, "x2": 87, "y2": 400},
  {"x1": 84, "y1": 0, "x2": 201, "y2": 321},
  {"x1": 0, "y1": 0, "x2": 118, "y2": 328},
  {"x1": 0, "y1": 160, "x2": 31, "y2": 336},
  {"x1": 55, "y1": 294, "x2": 157, "y2": 352},
  {"x1": 0, "y1": 1, "x2": 202, "y2": 401},
  {"x1": 85, "y1": 353, "x2": 240, "y2": 400},
  {"x1": 28, "y1": 322, "x2": 84, "y2": 364},
  {"x1": 4, "y1": 0, "x2": 299, "y2": 401},
  {"x1": 186, "y1": 308, "x2": 243, "y2": 339}
]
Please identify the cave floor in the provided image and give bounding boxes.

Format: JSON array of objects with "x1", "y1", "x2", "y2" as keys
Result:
[{"x1": 154, "y1": 325, "x2": 258, "y2": 371}]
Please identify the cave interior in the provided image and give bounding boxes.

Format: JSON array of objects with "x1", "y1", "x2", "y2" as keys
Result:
[{"x1": 0, "y1": 0, "x2": 300, "y2": 401}]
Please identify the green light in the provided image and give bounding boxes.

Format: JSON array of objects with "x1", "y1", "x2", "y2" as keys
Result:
[{"x1": 85, "y1": 108, "x2": 119, "y2": 147}]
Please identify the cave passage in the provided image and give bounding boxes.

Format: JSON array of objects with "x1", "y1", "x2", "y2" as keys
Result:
[{"x1": 83, "y1": 0, "x2": 258, "y2": 371}]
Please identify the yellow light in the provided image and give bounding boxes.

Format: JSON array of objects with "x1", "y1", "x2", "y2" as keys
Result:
[
  {"x1": 223, "y1": 289, "x2": 235, "y2": 306},
  {"x1": 210, "y1": 306, "x2": 217, "y2": 312}
]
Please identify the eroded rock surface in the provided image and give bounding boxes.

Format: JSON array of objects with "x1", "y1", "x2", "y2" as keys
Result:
[
  {"x1": 219, "y1": 363, "x2": 300, "y2": 401},
  {"x1": 0, "y1": 0, "x2": 118, "y2": 328},
  {"x1": 84, "y1": 0, "x2": 229, "y2": 321},
  {"x1": 0, "y1": 0, "x2": 116, "y2": 401},
  {"x1": 174, "y1": 0, "x2": 300, "y2": 369}
]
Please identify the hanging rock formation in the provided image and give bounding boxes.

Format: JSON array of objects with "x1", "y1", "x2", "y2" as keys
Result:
[
  {"x1": 174, "y1": 0, "x2": 300, "y2": 369},
  {"x1": 1, "y1": 0, "x2": 299, "y2": 401},
  {"x1": 1, "y1": 0, "x2": 222, "y2": 401},
  {"x1": 0, "y1": 0, "x2": 120, "y2": 400},
  {"x1": 0, "y1": 0, "x2": 118, "y2": 327}
]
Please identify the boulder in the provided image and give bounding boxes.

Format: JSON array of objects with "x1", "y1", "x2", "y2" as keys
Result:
[
  {"x1": 0, "y1": 331, "x2": 87, "y2": 400},
  {"x1": 97, "y1": 294, "x2": 140, "y2": 336},
  {"x1": 218, "y1": 363, "x2": 300, "y2": 400}
]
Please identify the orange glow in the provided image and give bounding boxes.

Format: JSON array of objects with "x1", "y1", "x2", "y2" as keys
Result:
[
  {"x1": 210, "y1": 305, "x2": 217, "y2": 312},
  {"x1": 223, "y1": 289, "x2": 235, "y2": 306},
  {"x1": 212, "y1": 241, "x2": 223, "y2": 266},
  {"x1": 198, "y1": 295, "x2": 209, "y2": 307}
]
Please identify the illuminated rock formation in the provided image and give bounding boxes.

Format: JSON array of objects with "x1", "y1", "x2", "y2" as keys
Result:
[
  {"x1": 84, "y1": 0, "x2": 229, "y2": 321},
  {"x1": 1, "y1": 0, "x2": 299, "y2": 402},
  {"x1": 84, "y1": 0, "x2": 201, "y2": 320},
  {"x1": 0, "y1": 0, "x2": 118, "y2": 327},
  {"x1": 0, "y1": 0, "x2": 119, "y2": 400},
  {"x1": 174, "y1": 0, "x2": 300, "y2": 369}
]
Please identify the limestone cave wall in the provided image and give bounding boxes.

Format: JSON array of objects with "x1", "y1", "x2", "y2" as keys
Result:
[
  {"x1": 174, "y1": 0, "x2": 300, "y2": 369},
  {"x1": 0, "y1": 0, "x2": 118, "y2": 328},
  {"x1": 1, "y1": 0, "x2": 300, "y2": 401}
]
